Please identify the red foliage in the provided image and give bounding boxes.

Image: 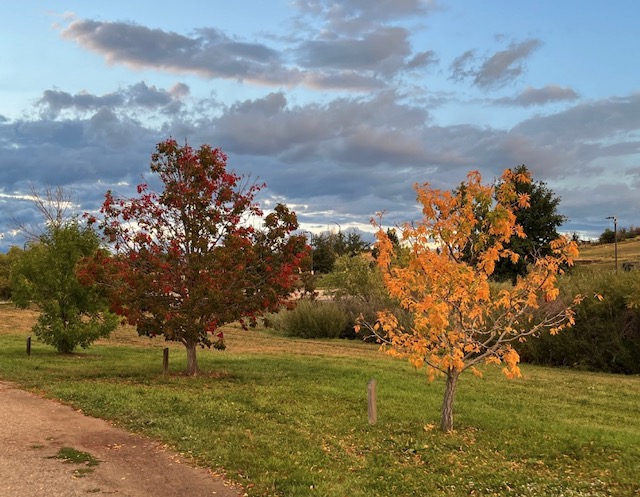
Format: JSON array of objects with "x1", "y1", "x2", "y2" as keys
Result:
[{"x1": 84, "y1": 139, "x2": 308, "y2": 372}]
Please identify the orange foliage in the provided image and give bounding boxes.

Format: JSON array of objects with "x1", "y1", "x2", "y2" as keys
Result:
[{"x1": 362, "y1": 169, "x2": 582, "y2": 382}]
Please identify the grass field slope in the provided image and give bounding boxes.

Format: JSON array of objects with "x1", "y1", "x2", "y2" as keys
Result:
[{"x1": 576, "y1": 237, "x2": 640, "y2": 270}]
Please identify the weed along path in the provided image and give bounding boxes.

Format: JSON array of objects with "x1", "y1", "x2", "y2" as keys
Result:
[{"x1": 0, "y1": 382, "x2": 242, "y2": 497}]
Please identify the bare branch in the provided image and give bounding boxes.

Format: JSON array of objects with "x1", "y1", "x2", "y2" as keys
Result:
[{"x1": 12, "y1": 184, "x2": 76, "y2": 243}]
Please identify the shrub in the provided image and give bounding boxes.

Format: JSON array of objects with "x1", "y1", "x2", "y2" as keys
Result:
[
  {"x1": 334, "y1": 296, "x2": 413, "y2": 341},
  {"x1": 517, "y1": 270, "x2": 640, "y2": 374},
  {"x1": 11, "y1": 222, "x2": 118, "y2": 353},
  {"x1": 318, "y1": 254, "x2": 416, "y2": 341},
  {"x1": 261, "y1": 307, "x2": 291, "y2": 333},
  {"x1": 0, "y1": 246, "x2": 23, "y2": 300},
  {"x1": 335, "y1": 297, "x2": 377, "y2": 340},
  {"x1": 279, "y1": 299, "x2": 348, "y2": 339},
  {"x1": 322, "y1": 254, "x2": 388, "y2": 303}
]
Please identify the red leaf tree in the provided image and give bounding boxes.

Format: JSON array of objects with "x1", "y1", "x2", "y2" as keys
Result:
[{"x1": 86, "y1": 139, "x2": 307, "y2": 375}]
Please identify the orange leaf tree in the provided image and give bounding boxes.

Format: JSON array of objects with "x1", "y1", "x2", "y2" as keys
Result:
[
  {"x1": 359, "y1": 169, "x2": 582, "y2": 432},
  {"x1": 84, "y1": 139, "x2": 308, "y2": 376}
]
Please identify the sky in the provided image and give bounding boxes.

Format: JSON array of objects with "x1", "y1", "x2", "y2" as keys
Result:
[{"x1": 1, "y1": 0, "x2": 639, "y2": 251}]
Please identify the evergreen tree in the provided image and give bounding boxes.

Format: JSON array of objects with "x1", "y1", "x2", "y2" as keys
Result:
[
  {"x1": 493, "y1": 165, "x2": 566, "y2": 282},
  {"x1": 311, "y1": 229, "x2": 367, "y2": 273}
]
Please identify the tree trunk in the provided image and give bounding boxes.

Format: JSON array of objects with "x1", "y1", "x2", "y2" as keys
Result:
[
  {"x1": 185, "y1": 340, "x2": 198, "y2": 376},
  {"x1": 440, "y1": 369, "x2": 460, "y2": 432}
]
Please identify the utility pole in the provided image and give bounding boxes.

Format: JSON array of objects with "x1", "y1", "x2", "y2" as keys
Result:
[{"x1": 302, "y1": 231, "x2": 314, "y2": 274}]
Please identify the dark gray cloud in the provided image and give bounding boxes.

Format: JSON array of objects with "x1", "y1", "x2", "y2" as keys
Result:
[
  {"x1": 0, "y1": 111, "x2": 159, "y2": 249},
  {"x1": 37, "y1": 82, "x2": 188, "y2": 118},
  {"x1": 475, "y1": 39, "x2": 541, "y2": 88},
  {"x1": 450, "y1": 39, "x2": 541, "y2": 89},
  {"x1": 289, "y1": 0, "x2": 439, "y2": 86},
  {"x1": 38, "y1": 90, "x2": 124, "y2": 116},
  {"x1": 495, "y1": 85, "x2": 579, "y2": 107},
  {"x1": 0, "y1": 116, "x2": 155, "y2": 190},
  {"x1": 247, "y1": 92, "x2": 640, "y2": 233},
  {"x1": 2, "y1": 78, "x2": 639, "y2": 250}
]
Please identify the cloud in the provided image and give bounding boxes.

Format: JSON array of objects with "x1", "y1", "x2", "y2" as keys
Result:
[
  {"x1": 495, "y1": 85, "x2": 579, "y2": 107},
  {"x1": 2, "y1": 75, "x2": 639, "y2": 251},
  {"x1": 60, "y1": 9, "x2": 437, "y2": 92},
  {"x1": 38, "y1": 90, "x2": 124, "y2": 116},
  {"x1": 289, "y1": 1, "x2": 438, "y2": 85},
  {"x1": 292, "y1": 0, "x2": 438, "y2": 34},
  {"x1": 211, "y1": 90, "x2": 430, "y2": 167},
  {"x1": 475, "y1": 39, "x2": 541, "y2": 88},
  {"x1": 37, "y1": 82, "x2": 189, "y2": 118},
  {"x1": 61, "y1": 19, "x2": 296, "y2": 86},
  {"x1": 303, "y1": 71, "x2": 387, "y2": 91},
  {"x1": 449, "y1": 50, "x2": 476, "y2": 82},
  {"x1": 0, "y1": 109, "x2": 160, "y2": 248},
  {"x1": 7, "y1": 86, "x2": 622, "y2": 234},
  {"x1": 513, "y1": 93, "x2": 640, "y2": 144},
  {"x1": 0, "y1": 114, "x2": 156, "y2": 190},
  {"x1": 296, "y1": 26, "x2": 411, "y2": 74},
  {"x1": 406, "y1": 50, "x2": 439, "y2": 70},
  {"x1": 450, "y1": 39, "x2": 541, "y2": 89}
]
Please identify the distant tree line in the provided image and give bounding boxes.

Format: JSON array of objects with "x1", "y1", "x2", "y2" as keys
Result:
[
  {"x1": 310, "y1": 229, "x2": 369, "y2": 274},
  {"x1": 599, "y1": 225, "x2": 640, "y2": 244}
]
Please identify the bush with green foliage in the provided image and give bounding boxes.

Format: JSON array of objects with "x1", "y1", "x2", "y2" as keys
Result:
[
  {"x1": 316, "y1": 254, "x2": 412, "y2": 341},
  {"x1": 276, "y1": 299, "x2": 348, "y2": 339},
  {"x1": 0, "y1": 246, "x2": 23, "y2": 300},
  {"x1": 599, "y1": 228, "x2": 616, "y2": 244},
  {"x1": 322, "y1": 254, "x2": 386, "y2": 303},
  {"x1": 517, "y1": 270, "x2": 640, "y2": 374},
  {"x1": 11, "y1": 221, "x2": 118, "y2": 353},
  {"x1": 332, "y1": 297, "x2": 380, "y2": 339}
]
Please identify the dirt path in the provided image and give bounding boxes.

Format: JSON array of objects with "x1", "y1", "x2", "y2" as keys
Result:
[{"x1": 0, "y1": 382, "x2": 243, "y2": 497}]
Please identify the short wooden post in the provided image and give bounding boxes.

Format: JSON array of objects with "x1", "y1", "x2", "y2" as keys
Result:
[
  {"x1": 163, "y1": 347, "x2": 169, "y2": 375},
  {"x1": 367, "y1": 378, "x2": 377, "y2": 425},
  {"x1": 26, "y1": 336, "x2": 31, "y2": 356}
]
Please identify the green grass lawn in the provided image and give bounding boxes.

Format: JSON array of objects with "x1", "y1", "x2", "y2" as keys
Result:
[{"x1": 0, "y1": 321, "x2": 639, "y2": 496}]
